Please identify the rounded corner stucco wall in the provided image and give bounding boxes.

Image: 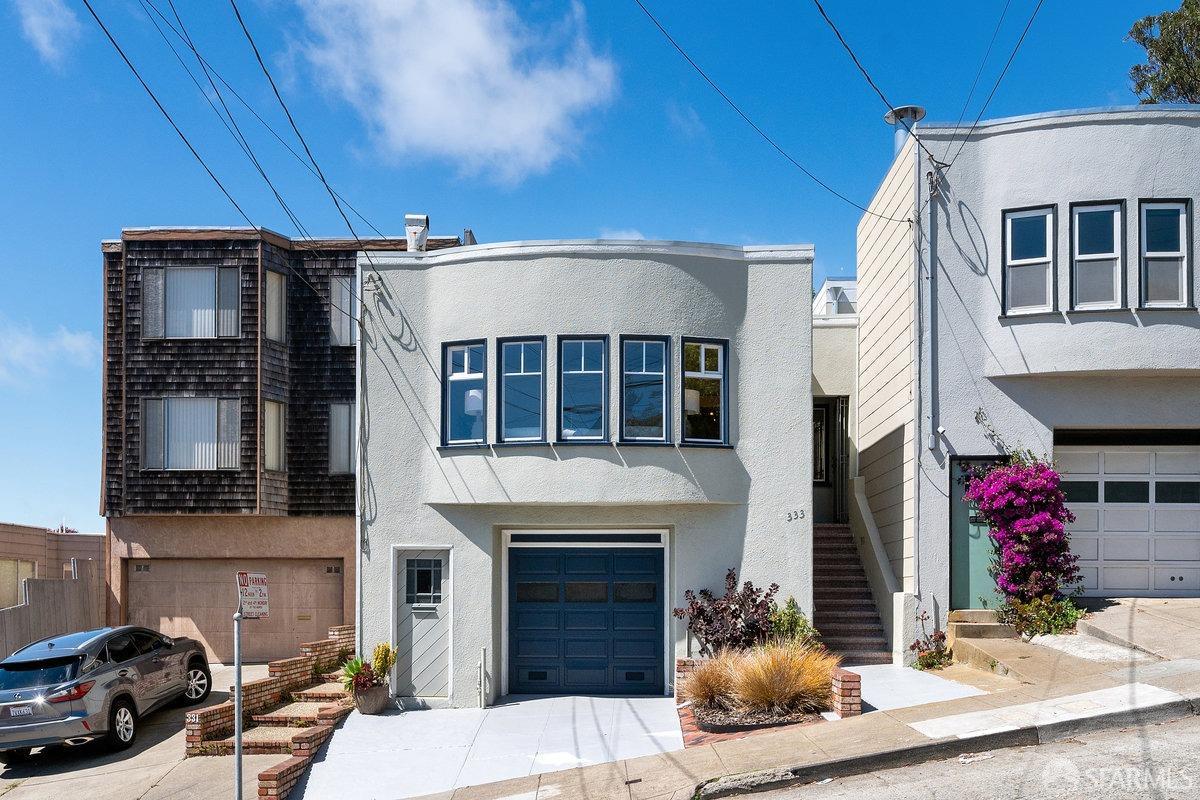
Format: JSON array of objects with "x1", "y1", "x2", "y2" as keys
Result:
[
  {"x1": 912, "y1": 110, "x2": 1200, "y2": 625},
  {"x1": 357, "y1": 242, "x2": 814, "y2": 705}
]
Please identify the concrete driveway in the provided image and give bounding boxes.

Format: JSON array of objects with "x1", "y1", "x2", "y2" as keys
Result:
[
  {"x1": 1079, "y1": 598, "x2": 1200, "y2": 660},
  {"x1": 298, "y1": 694, "x2": 684, "y2": 799},
  {"x1": 0, "y1": 664, "x2": 277, "y2": 800}
]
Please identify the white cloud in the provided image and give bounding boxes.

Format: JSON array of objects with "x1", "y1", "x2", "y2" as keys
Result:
[
  {"x1": 598, "y1": 228, "x2": 645, "y2": 240},
  {"x1": 13, "y1": 0, "x2": 82, "y2": 68},
  {"x1": 0, "y1": 318, "x2": 98, "y2": 385},
  {"x1": 297, "y1": 0, "x2": 616, "y2": 183},
  {"x1": 666, "y1": 101, "x2": 706, "y2": 139}
]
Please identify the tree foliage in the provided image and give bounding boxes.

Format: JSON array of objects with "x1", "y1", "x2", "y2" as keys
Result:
[{"x1": 1129, "y1": 0, "x2": 1200, "y2": 103}]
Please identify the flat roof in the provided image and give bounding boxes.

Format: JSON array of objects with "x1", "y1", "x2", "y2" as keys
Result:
[
  {"x1": 920, "y1": 104, "x2": 1200, "y2": 132},
  {"x1": 361, "y1": 238, "x2": 814, "y2": 267},
  {"x1": 106, "y1": 226, "x2": 461, "y2": 253}
]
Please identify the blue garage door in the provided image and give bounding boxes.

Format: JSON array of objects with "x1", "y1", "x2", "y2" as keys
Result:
[{"x1": 509, "y1": 547, "x2": 664, "y2": 695}]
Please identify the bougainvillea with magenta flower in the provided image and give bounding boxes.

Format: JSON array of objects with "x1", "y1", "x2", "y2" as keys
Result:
[{"x1": 963, "y1": 458, "x2": 1081, "y2": 601}]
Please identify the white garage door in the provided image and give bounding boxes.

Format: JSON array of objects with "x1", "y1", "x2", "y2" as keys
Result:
[
  {"x1": 1059, "y1": 446, "x2": 1200, "y2": 597},
  {"x1": 127, "y1": 558, "x2": 344, "y2": 663}
]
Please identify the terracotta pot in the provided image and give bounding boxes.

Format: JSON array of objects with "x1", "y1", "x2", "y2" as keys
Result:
[{"x1": 354, "y1": 684, "x2": 391, "y2": 715}]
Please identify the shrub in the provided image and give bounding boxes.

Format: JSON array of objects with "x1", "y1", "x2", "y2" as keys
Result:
[
  {"x1": 998, "y1": 594, "x2": 1085, "y2": 637},
  {"x1": 673, "y1": 569, "x2": 779, "y2": 656},
  {"x1": 769, "y1": 597, "x2": 821, "y2": 649},
  {"x1": 730, "y1": 642, "x2": 840, "y2": 713},
  {"x1": 908, "y1": 610, "x2": 951, "y2": 670},
  {"x1": 680, "y1": 650, "x2": 739, "y2": 710},
  {"x1": 372, "y1": 643, "x2": 397, "y2": 678},
  {"x1": 342, "y1": 657, "x2": 381, "y2": 692}
]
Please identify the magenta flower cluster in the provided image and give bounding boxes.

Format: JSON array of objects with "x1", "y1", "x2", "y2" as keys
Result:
[{"x1": 963, "y1": 459, "x2": 1081, "y2": 601}]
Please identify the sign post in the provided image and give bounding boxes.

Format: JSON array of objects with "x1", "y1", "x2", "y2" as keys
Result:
[{"x1": 234, "y1": 572, "x2": 269, "y2": 800}]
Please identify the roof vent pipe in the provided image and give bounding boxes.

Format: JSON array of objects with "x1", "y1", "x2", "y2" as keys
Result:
[
  {"x1": 883, "y1": 105, "x2": 926, "y2": 156},
  {"x1": 405, "y1": 213, "x2": 429, "y2": 252}
]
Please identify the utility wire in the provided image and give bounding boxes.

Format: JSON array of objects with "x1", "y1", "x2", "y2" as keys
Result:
[
  {"x1": 810, "y1": 0, "x2": 943, "y2": 167},
  {"x1": 631, "y1": 0, "x2": 909, "y2": 224},
  {"x1": 939, "y1": 0, "x2": 1013, "y2": 164}
]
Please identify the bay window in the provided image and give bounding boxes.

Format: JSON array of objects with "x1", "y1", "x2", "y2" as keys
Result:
[
  {"x1": 143, "y1": 266, "x2": 239, "y2": 339},
  {"x1": 499, "y1": 338, "x2": 544, "y2": 442},
  {"x1": 141, "y1": 397, "x2": 239, "y2": 470},
  {"x1": 1140, "y1": 201, "x2": 1190, "y2": 308},
  {"x1": 1003, "y1": 207, "x2": 1055, "y2": 314},
  {"x1": 1071, "y1": 203, "x2": 1122, "y2": 310},
  {"x1": 558, "y1": 337, "x2": 607, "y2": 442},
  {"x1": 443, "y1": 341, "x2": 486, "y2": 445},
  {"x1": 620, "y1": 337, "x2": 669, "y2": 442},
  {"x1": 682, "y1": 338, "x2": 727, "y2": 444}
]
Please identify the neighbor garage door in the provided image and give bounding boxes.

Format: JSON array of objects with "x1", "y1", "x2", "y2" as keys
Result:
[
  {"x1": 508, "y1": 547, "x2": 664, "y2": 695},
  {"x1": 127, "y1": 558, "x2": 343, "y2": 663},
  {"x1": 1059, "y1": 446, "x2": 1200, "y2": 597}
]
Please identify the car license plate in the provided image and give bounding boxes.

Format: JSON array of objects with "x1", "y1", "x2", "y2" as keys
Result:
[{"x1": 8, "y1": 705, "x2": 32, "y2": 718}]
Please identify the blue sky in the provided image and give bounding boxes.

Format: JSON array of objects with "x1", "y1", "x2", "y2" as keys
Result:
[{"x1": 0, "y1": 0, "x2": 1167, "y2": 531}]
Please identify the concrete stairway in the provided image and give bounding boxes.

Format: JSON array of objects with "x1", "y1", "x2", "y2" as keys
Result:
[{"x1": 812, "y1": 523, "x2": 892, "y2": 665}]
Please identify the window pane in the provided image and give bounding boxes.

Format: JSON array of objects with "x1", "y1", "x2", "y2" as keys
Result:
[
  {"x1": 582, "y1": 340, "x2": 603, "y2": 371},
  {"x1": 166, "y1": 398, "x2": 217, "y2": 469},
  {"x1": 813, "y1": 408, "x2": 827, "y2": 483},
  {"x1": 563, "y1": 340, "x2": 582, "y2": 370},
  {"x1": 624, "y1": 372, "x2": 664, "y2": 439},
  {"x1": 562, "y1": 373, "x2": 604, "y2": 439},
  {"x1": 523, "y1": 341, "x2": 542, "y2": 369},
  {"x1": 614, "y1": 582, "x2": 656, "y2": 603},
  {"x1": 1008, "y1": 262, "x2": 1049, "y2": 310},
  {"x1": 565, "y1": 582, "x2": 607, "y2": 602},
  {"x1": 468, "y1": 344, "x2": 484, "y2": 374},
  {"x1": 142, "y1": 398, "x2": 164, "y2": 469},
  {"x1": 1145, "y1": 208, "x2": 1181, "y2": 253},
  {"x1": 683, "y1": 375, "x2": 722, "y2": 441},
  {"x1": 218, "y1": 267, "x2": 240, "y2": 337},
  {"x1": 1075, "y1": 258, "x2": 1117, "y2": 306},
  {"x1": 703, "y1": 345, "x2": 719, "y2": 373},
  {"x1": 503, "y1": 373, "x2": 542, "y2": 440},
  {"x1": 1061, "y1": 480, "x2": 1099, "y2": 503},
  {"x1": 330, "y1": 276, "x2": 355, "y2": 345},
  {"x1": 1076, "y1": 210, "x2": 1115, "y2": 255},
  {"x1": 450, "y1": 347, "x2": 466, "y2": 375},
  {"x1": 683, "y1": 342, "x2": 700, "y2": 372},
  {"x1": 217, "y1": 398, "x2": 240, "y2": 469},
  {"x1": 165, "y1": 268, "x2": 216, "y2": 337},
  {"x1": 1104, "y1": 481, "x2": 1149, "y2": 503},
  {"x1": 264, "y1": 401, "x2": 283, "y2": 471},
  {"x1": 1144, "y1": 257, "x2": 1183, "y2": 303},
  {"x1": 329, "y1": 403, "x2": 351, "y2": 473},
  {"x1": 502, "y1": 342, "x2": 522, "y2": 372},
  {"x1": 143, "y1": 268, "x2": 165, "y2": 338},
  {"x1": 515, "y1": 582, "x2": 558, "y2": 602},
  {"x1": 265, "y1": 271, "x2": 284, "y2": 342},
  {"x1": 1156, "y1": 481, "x2": 1200, "y2": 504},
  {"x1": 448, "y1": 377, "x2": 485, "y2": 442},
  {"x1": 1009, "y1": 214, "x2": 1048, "y2": 261},
  {"x1": 624, "y1": 340, "x2": 643, "y2": 373}
]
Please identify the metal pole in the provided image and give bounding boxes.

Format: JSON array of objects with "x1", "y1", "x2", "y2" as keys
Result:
[{"x1": 234, "y1": 603, "x2": 243, "y2": 800}]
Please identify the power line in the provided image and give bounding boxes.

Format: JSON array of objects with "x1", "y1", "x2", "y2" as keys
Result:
[
  {"x1": 945, "y1": 0, "x2": 1046, "y2": 171},
  {"x1": 939, "y1": 0, "x2": 1013, "y2": 163},
  {"x1": 631, "y1": 0, "x2": 909, "y2": 224},
  {"x1": 809, "y1": 0, "x2": 942, "y2": 167}
]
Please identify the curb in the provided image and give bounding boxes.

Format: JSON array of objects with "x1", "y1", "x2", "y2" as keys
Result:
[
  {"x1": 1075, "y1": 620, "x2": 1168, "y2": 661},
  {"x1": 693, "y1": 697, "x2": 1199, "y2": 799}
]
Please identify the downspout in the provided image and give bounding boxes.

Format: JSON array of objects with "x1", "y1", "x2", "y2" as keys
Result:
[
  {"x1": 354, "y1": 254, "x2": 364, "y2": 659},
  {"x1": 910, "y1": 142, "x2": 923, "y2": 597}
]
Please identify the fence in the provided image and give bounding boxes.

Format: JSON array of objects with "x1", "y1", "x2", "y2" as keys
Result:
[{"x1": 0, "y1": 559, "x2": 103, "y2": 658}]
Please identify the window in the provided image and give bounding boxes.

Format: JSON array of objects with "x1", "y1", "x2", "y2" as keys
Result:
[
  {"x1": 1140, "y1": 201, "x2": 1189, "y2": 308},
  {"x1": 105, "y1": 634, "x2": 140, "y2": 664},
  {"x1": 558, "y1": 337, "x2": 607, "y2": 441},
  {"x1": 813, "y1": 406, "x2": 828, "y2": 483},
  {"x1": 682, "y1": 339, "x2": 727, "y2": 444},
  {"x1": 499, "y1": 339, "x2": 544, "y2": 442},
  {"x1": 620, "y1": 337, "x2": 669, "y2": 442},
  {"x1": 132, "y1": 631, "x2": 166, "y2": 654},
  {"x1": 141, "y1": 397, "x2": 239, "y2": 470},
  {"x1": 405, "y1": 558, "x2": 443, "y2": 605},
  {"x1": 329, "y1": 275, "x2": 357, "y2": 346},
  {"x1": 143, "y1": 266, "x2": 239, "y2": 339},
  {"x1": 264, "y1": 400, "x2": 285, "y2": 472},
  {"x1": 1071, "y1": 203, "x2": 1122, "y2": 309},
  {"x1": 265, "y1": 270, "x2": 286, "y2": 342},
  {"x1": 1003, "y1": 207, "x2": 1055, "y2": 314},
  {"x1": 443, "y1": 342, "x2": 486, "y2": 445},
  {"x1": 329, "y1": 402, "x2": 355, "y2": 473}
]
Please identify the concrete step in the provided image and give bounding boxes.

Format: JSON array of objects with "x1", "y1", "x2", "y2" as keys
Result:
[
  {"x1": 252, "y1": 701, "x2": 327, "y2": 727},
  {"x1": 814, "y1": 578, "x2": 870, "y2": 589},
  {"x1": 947, "y1": 621, "x2": 1017, "y2": 645},
  {"x1": 829, "y1": 650, "x2": 893, "y2": 666},
  {"x1": 294, "y1": 682, "x2": 349, "y2": 702},
  {"x1": 220, "y1": 725, "x2": 308, "y2": 756},
  {"x1": 815, "y1": 607, "x2": 881, "y2": 619},
  {"x1": 814, "y1": 564, "x2": 867, "y2": 574},
  {"x1": 814, "y1": 585, "x2": 872, "y2": 596},
  {"x1": 814, "y1": 599, "x2": 877, "y2": 611},
  {"x1": 821, "y1": 635, "x2": 888, "y2": 649},
  {"x1": 813, "y1": 555, "x2": 864, "y2": 565},
  {"x1": 815, "y1": 615, "x2": 884, "y2": 629},
  {"x1": 816, "y1": 623, "x2": 884, "y2": 637},
  {"x1": 951, "y1": 637, "x2": 1113, "y2": 683},
  {"x1": 948, "y1": 609, "x2": 999, "y2": 624}
]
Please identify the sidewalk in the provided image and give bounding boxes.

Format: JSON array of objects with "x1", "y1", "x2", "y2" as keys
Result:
[{"x1": 411, "y1": 657, "x2": 1200, "y2": 800}]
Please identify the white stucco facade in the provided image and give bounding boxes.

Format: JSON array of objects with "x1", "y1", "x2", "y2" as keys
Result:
[
  {"x1": 858, "y1": 107, "x2": 1200, "y2": 652},
  {"x1": 356, "y1": 239, "x2": 814, "y2": 706}
]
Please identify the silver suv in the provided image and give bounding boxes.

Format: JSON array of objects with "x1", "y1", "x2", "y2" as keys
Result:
[{"x1": 0, "y1": 626, "x2": 211, "y2": 763}]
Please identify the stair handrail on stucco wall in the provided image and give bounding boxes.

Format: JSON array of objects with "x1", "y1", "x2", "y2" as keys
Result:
[
  {"x1": 849, "y1": 476, "x2": 917, "y2": 664},
  {"x1": 850, "y1": 477, "x2": 898, "y2": 594}
]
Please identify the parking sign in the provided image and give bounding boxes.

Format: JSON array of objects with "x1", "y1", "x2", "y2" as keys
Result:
[{"x1": 236, "y1": 571, "x2": 269, "y2": 619}]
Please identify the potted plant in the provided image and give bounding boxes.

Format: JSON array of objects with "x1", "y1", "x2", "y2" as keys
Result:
[{"x1": 342, "y1": 643, "x2": 397, "y2": 715}]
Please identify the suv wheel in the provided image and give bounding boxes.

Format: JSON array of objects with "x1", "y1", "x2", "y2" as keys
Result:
[
  {"x1": 106, "y1": 699, "x2": 137, "y2": 751},
  {"x1": 183, "y1": 661, "x2": 211, "y2": 704}
]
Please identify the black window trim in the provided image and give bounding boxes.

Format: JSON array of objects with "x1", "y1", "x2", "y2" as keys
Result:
[
  {"x1": 1136, "y1": 197, "x2": 1195, "y2": 310},
  {"x1": 496, "y1": 335, "x2": 548, "y2": 444},
  {"x1": 1068, "y1": 199, "x2": 1127, "y2": 312},
  {"x1": 441, "y1": 338, "x2": 488, "y2": 448},
  {"x1": 680, "y1": 337, "x2": 730, "y2": 446},
  {"x1": 617, "y1": 334, "x2": 672, "y2": 444},
  {"x1": 1000, "y1": 203, "x2": 1058, "y2": 317},
  {"x1": 555, "y1": 334, "x2": 610, "y2": 444}
]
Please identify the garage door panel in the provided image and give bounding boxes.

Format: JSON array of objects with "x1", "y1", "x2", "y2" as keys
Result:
[
  {"x1": 1102, "y1": 509, "x2": 1150, "y2": 531},
  {"x1": 1071, "y1": 536, "x2": 1099, "y2": 561},
  {"x1": 1103, "y1": 538, "x2": 1150, "y2": 561},
  {"x1": 1104, "y1": 452, "x2": 1151, "y2": 473},
  {"x1": 1067, "y1": 509, "x2": 1100, "y2": 532},
  {"x1": 564, "y1": 610, "x2": 607, "y2": 631},
  {"x1": 1155, "y1": 539, "x2": 1200, "y2": 561},
  {"x1": 1155, "y1": 569, "x2": 1200, "y2": 592},
  {"x1": 1156, "y1": 452, "x2": 1200, "y2": 474},
  {"x1": 1156, "y1": 508, "x2": 1200, "y2": 533},
  {"x1": 1058, "y1": 451, "x2": 1099, "y2": 474},
  {"x1": 563, "y1": 639, "x2": 605, "y2": 659},
  {"x1": 1077, "y1": 567, "x2": 1099, "y2": 590},
  {"x1": 564, "y1": 554, "x2": 608, "y2": 574},
  {"x1": 1101, "y1": 566, "x2": 1150, "y2": 591}
]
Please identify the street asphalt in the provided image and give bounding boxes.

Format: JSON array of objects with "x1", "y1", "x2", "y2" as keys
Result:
[{"x1": 755, "y1": 713, "x2": 1200, "y2": 799}]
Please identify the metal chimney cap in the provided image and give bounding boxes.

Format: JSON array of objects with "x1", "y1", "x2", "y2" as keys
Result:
[{"x1": 884, "y1": 105, "x2": 926, "y2": 125}]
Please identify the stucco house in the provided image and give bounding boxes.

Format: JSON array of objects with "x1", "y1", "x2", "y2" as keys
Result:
[
  {"x1": 356, "y1": 238, "x2": 820, "y2": 707},
  {"x1": 853, "y1": 106, "x2": 1200, "y2": 662}
]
